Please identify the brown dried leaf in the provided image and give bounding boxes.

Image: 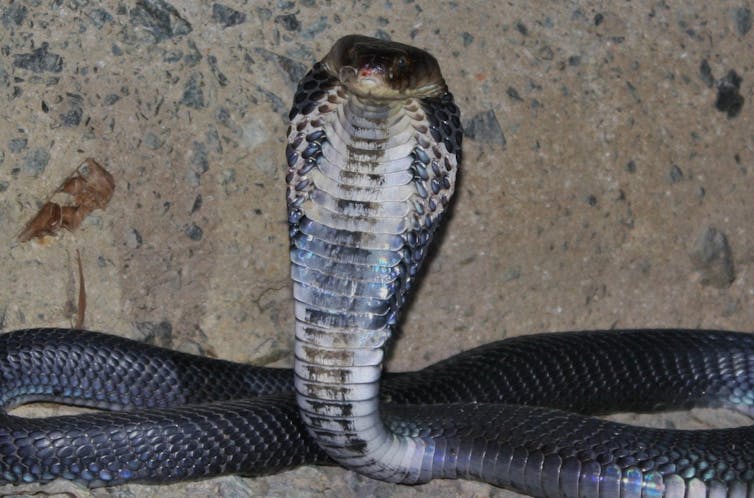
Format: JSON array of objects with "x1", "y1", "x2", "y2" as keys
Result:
[
  {"x1": 67, "y1": 158, "x2": 115, "y2": 210},
  {"x1": 17, "y1": 202, "x2": 63, "y2": 242},
  {"x1": 59, "y1": 176, "x2": 88, "y2": 197},
  {"x1": 75, "y1": 248, "x2": 86, "y2": 329},
  {"x1": 60, "y1": 205, "x2": 85, "y2": 231},
  {"x1": 18, "y1": 158, "x2": 115, "y2": 242}
]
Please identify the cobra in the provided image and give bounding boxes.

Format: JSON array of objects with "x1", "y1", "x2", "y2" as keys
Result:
[{"x1": 0, "y1": 36, "x2": 751, "y2": 498}]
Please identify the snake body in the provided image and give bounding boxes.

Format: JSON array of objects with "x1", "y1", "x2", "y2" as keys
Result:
[
  {"x1": 286, "y1": 35, "x2": 462, "y2": 483},
  {"x1": 0, "y1": 36, "x2": 752, "y2": 497}
]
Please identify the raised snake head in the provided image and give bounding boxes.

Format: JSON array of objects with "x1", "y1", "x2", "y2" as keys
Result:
[{"x1": 322, "y1": 34, "x2": 449, "y2": 100}]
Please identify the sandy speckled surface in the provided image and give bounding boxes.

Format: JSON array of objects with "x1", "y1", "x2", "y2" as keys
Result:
[{"x1": 0, "y1": 1, "x2": 752, "y2": 497}]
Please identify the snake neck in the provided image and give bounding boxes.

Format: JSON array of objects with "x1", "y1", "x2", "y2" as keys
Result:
[{"x1": 286, "y1": 63, "x2": 461, "y2": 482}]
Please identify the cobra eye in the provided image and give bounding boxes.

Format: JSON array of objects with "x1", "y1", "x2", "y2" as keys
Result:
[{"x1": 346, "y1": 47, "x2": 358, "y2": 64}]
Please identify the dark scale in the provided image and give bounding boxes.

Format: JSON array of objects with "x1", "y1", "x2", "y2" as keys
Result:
[
  {"x1": 431, "y1": 161, "x2": 441, "y2": 177},
  {"x1": 288, "y1": 63, "x2": 338, "y2": 121},
  {"x1": 429, "y1": 126, "x2": 442, "y2": 143},
  {"x1": 285, "y1": 144, "x2": 298, "y2": 167},
  {"x1": 413, "y1": 147, "x2": 430, "y2": 165},
  {"x1": 306, "y1": 130, "x2": 327, "y2": 143},
  {"x1": 430, "y1": 178, "x2": 441, "y2": 195},
  {"x1": 298, "y1": 159, "x2": 316, "y2": 175},
  {"x1": 415, "y1": 179, "x2": 428, "y2": 198},
  {"x1": 301, "y1": 142, "x2": 321, "y2": 160},
  {"x1": 288, "y1": 208, "x2": 303, "y2": 225},
  {"x1": 413, "y1": 161, "x2": 429, "y2": 181},
  {"x1": 422, "y1": 93, "x2": 463, "y2": 164},
  {"x1": 413, "y1": 200, "x2": 425, "y2": 216},
  {"x1": 301, "y1": 102, "x2": 317, "y2": 116}
]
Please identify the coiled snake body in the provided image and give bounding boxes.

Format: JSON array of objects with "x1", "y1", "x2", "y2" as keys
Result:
[{"x1": 0, "y1": 36, "x2": 752, "y2": 497}]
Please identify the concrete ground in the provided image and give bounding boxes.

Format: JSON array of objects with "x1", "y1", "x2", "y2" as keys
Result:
[{"x1": 0, "y1": 1, "x2": 751, "y2": 497}]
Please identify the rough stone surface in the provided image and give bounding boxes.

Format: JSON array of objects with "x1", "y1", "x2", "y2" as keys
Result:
[
  {"x1": 212, "y1": 3, "x2": 246, "y2": 28},
  {"x1": 464, "y1": 110, "x2": 507, "y2": 146},
  {"x1": 0, "y1": 2, "x2": 752, "y2": 498},
  {"x1": 715, "y1": 69, "x2": 745, "y2": 118},
  {"x1": 690, "y1": 227, "x2": 736, "y2": 288}
]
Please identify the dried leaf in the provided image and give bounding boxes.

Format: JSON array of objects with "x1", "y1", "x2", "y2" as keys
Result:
[
  {"x1": 18, "y1": 202, "x2": 63, "y2": 242},
  {"x1": 59, "y1": 176, "x2": 88, "y2": 197},
  {"x1": 75, "y1": 249, "x2": 86, "y2": 329},
  {"x1": 62, "y1": 158, "x2": 115, "y2": 210},
  {"x1": 18, "y1": 158, "x2": 115, "y2": 242},
  {"x1": 61, "y1": 205, "x2": 89, "y2": 231}
]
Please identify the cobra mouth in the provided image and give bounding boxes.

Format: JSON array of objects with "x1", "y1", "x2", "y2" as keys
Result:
[
  {"x1": 355, "y1": 62, "x2": 386, "y2": 84},
  {"x1": 337, "y1": 63, "x2": 391, "y2": 97}
]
